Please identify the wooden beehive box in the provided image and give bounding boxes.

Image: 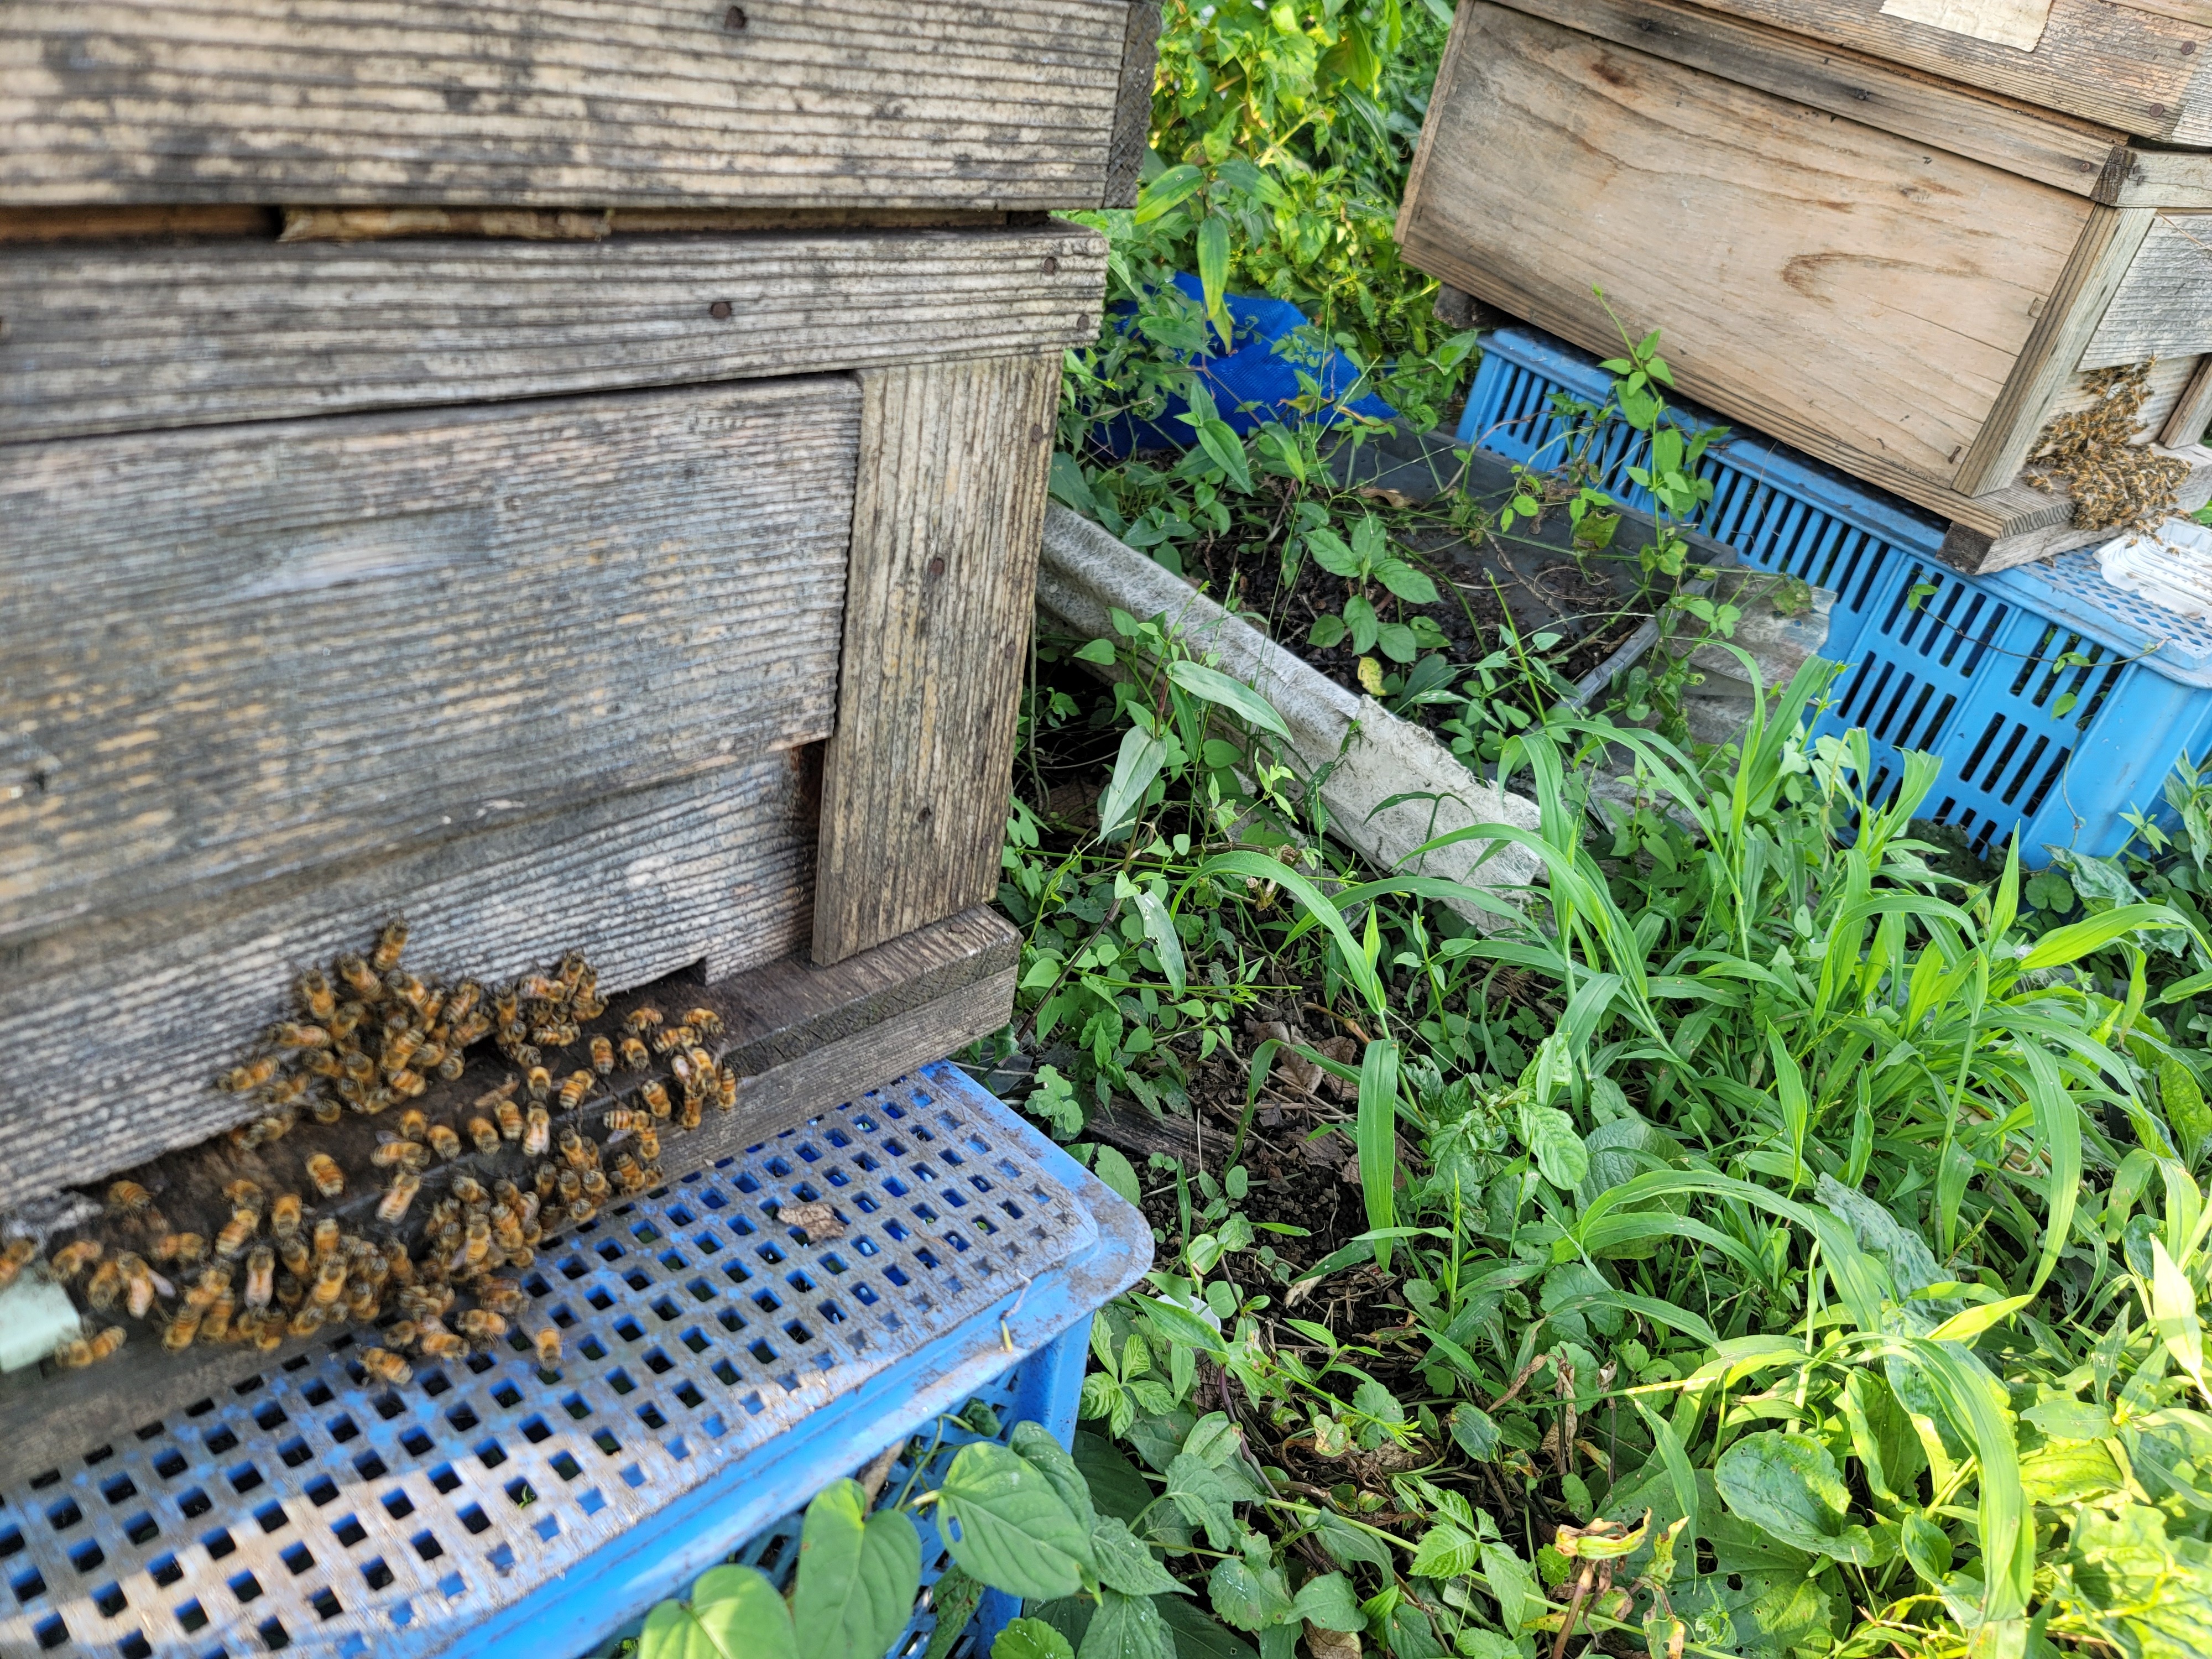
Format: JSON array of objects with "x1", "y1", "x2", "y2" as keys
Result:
[
  {"x1": 0, "y1": 0, "x2": 1155, "y2": 1462},
  {"x1": 1399, "y1": 0, "x2": 2212, "y2": 572}
]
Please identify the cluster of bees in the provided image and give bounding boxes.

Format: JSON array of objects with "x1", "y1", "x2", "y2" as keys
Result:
[
  {"x1": 2026, "y1": 359, "x2": 2192, "y2": 534},
  {"x1": 9, "y1": 920, "x2": 743, "y2": 1389}
]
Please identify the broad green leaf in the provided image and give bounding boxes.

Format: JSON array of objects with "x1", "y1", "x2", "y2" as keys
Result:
[
  {"x1": 995, "y1": 1618, "x2": 1077, "y2": 1659},
  {"x1": 1208, "y1": 1558, "x2": 1296, "y2": 1631},
  {"x1": 1131, "y1": 889, "x2": 1186, "y2": 998},
  {"x1": 1131, "y1": 164, "x2": 1203, "y2": 225},
  {"x1": 1900, "y1": 1514, "x2": 1951, "y2": 1587},
  {"x1": 1408, "y1": 1524, "x2": 1480, "y2": 1580},
  {"x1": 924, "y1": 1571, "x2": 987, "y2": 1659},
  {"x1": 2020, "y1": 1437, "x2": 2122, "y2": 1505},
  {"x1": 1374, "y1": 557, "x2": 1439, "y2": 606},
  {"x1": 1073, "y1": 1432, "x2": 1153, "y2": 1525},
  {"x1": 1157, "y1": 1594, "x2": 1259, "y2": 1659},
  {"x1": 1517, "y1": 1102, "x2": 1589, "y2": 1191},
  {"x1": 1011, "y1": 1423, "x2": 1099, "y2": 1537},
  {"x1": 1097, "y1": 726, "x2": 1166, "y2": 840},
  {"x1": 1195, "y1": 215, "x2": 1232, "y2": 344},
  {"x1": 1668, "y1": 1571, "x2": 1832, "y2": 1659},
  {"x1": 1291, "y1": 1573, "x2": 1363, "y2": 1632},
  {"x1": 1091, "y1": 1517, "x2": 1186, "y2": 1597},
  {"x1": 2064, "y1": 1504, "x2": 2212, "y2": 1658},
  {"x1": 2024, "y1": 1397, "x2": 2115, "y2": 1441},
  {"x1": 1313, "y1": 1511, "x2": 1394, "y2": 1571},
  {"x1": 1091, "y1": 1145, "x2": 1144, "y2": 1211},
  {"x1": 1194, "y1": 419, "x2": 1253, "y2": 493},
  {"x1": 1081, "y1": 1590, "x2": 1177, "y2": 1659},
  {"x1": 1165, "y1": 1453, "x2": 1240, "y2": 1550},
  {"x1": 2017, "y1": 902, "x2": 2194, "y2": 971},
  {"x1": 1479, "y1": 1543, "x2": 1541, "y2": 1634},
  {"x1": 1049, "y1": 453, "x2": 1097, "y2": 517},
  {"x1": 1305, "y1": 528, "x2": 1363, "y2": 578},
  {"x1": 642, "y1": 1566, "x2": 797, "y2": 1659},
  {"x1": 1166, "y1": 660, "x2": 1293, "y2": 743},
  {"x1": 794, "y1": 1480, "x2": 922, "y2": 1659},
  {"x1": 1448, "y1": 1404, "x2": 1500, "y2": 1462},
  {"x1": 2151, "y1": 1238, "x2": 2210, "y2": 1404},
  {"x1": 1840, "y1": 1370, "x2": 1924, "y2": 1510},
  {"x1": 2162, "y1": 1057, "x2": 2212, "y2": 1159},
  {"x1": 1713, "y1": 1432, "x2": 1877, "y2": 1564},
  {"x1": 937, "y1": 1442, "x2": 1093, "y2": 1600}
]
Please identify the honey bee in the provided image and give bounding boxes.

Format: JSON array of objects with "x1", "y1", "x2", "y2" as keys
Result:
[
  {"x1": 336, "y1": 953, "x2": 383, "y2": 1002},
  {"x1": 390, "y1": 1068, "x2": 429, "y2": 1100},
  {"x1": 411, "y1": 1039, "x2": 448, "y2": 1074},
  {"x1": 651, "y1": 1023, "x2": 693, "y2": 1056},
  {"x1": 362, "y1": 1347, "x2": 414, "y2": 1386},
  {"x1": 509, "y1": 1041, "x2": 542, "y2": 1072},
  {"x1": 249, "y1": 1312, "x2": 288, "y2": 1350},
  {"x1": 446, "y1": 982, "x2": 483, "y2": 1025},
  {"x1": 328, "y1": 1001, "x2": 368, "y2": 1042},
  {"x1": 495, "y1": 1099, "x2": 524, "y2": 1144},
  {"x1": 525, "y1": 1066, "x2": 552, "y2": 1104},
  {"x1": 296, "y1": 1048, "x2": 343, "y2": 1081},
  {"x1": 633, "y1": 1126, "x2": 661, "y2": 1164},
  {"x1": 118, "y1": 1253, "x2": 171, "y2": 1319},
  {"x1": 555, "y1": 1168, "x2": 582, "y2": 1205},
  {"x1": 624, "y1": 1007, "x2": 664, "y2": 1037},
  {"x1": 346, "y1": 1279, "x2": 381, "y2": 1322},
  {"x1": 0, "y1": 1238, "x2": 36, "y2": 1294},
  {"x1": 387, "y1": 1108, "x2": 422, "y2": 1143},
  {"x1": 264, "y1": 1193, "x2": 300, "y2": 1238},
  {"x1": 185, "y1": 1264, "x2": 232, "y2": 1310},
  {"x1": 85, "y1": 1260, "x2": 123, "y2": 1311},
  {"x1": 717, "y1": 1067, "x2": 738, "y2": 1113},
  {"x1": 420, "y1": 1332, "x2": 468, "y2": 1360},
  {"x1": 451, "y1": 1175, "x2": 488, "y2": 1207},
  {"x1": 340, "y1": 1049, "x2": 377, "y2": 1084},
  {"x1": 589, "y1": 1036, "x2": 614, "y2": 1076},
  {"x1": 455, "y1": 1217, "x2": 491, "y2": 1271},
  {"x1": 371, "y1": 1136, "x2": 429, "y2": 1172},
  {"x1": 517, "y1": 973, "x2": 565, "y2": 1004},
  {"x1": 536, "y1": 1021, "x2": 582, "y2": 1050},
  {"x1": 244, "y1": 1246, "x2": 275, "y2": 1310},
  {"x1": 669, "y1": 1051, "x2": 696, "y2": 1093},
  {"x1": 683, "y1": 1008, "x2": 725, "y2": 1041},
  {"x1": 619, "y1": 1037, "x2": 651, "y2": 1072},
  {"x1": 311, "y1": 1257, "x2": 348, "y2": 1307},
  {"x1": 535, "y1": 1164, "x2": 561, "y2": 1202},
  {"x1": 305, "y1": 1154, "x2": 346, "y2": 1199},
  {"x1": 288, "y1": 1304, "x2": 327, "y2": 1338},
  {"x1": 524, "y1": 1105, "x2": 551, "y2": 1157},
  {"x1": 278, "y1": 1233, "x2": 310, "y2": 1277},
  {"x1": 107, "y1": 1178, "x2": 155, "y2": 1214},
  {"x1": 456, "y1": 1308, "x2": 506, "y2": 1340},
  {"x1": 478, "y1": 1278, "x2": 525, "y2": 1318},
  {"x1": 371, "y1": 917, "x2": 410, "y2": 974},
  {"x1": 639, "y1": 1080, "x2": 672, "y2": 1120},
  {"x1": 258, "y1": 1071, "x2": 311, "y2": 1108},
  {"x1": 267, "y1": 1021, "x2": 332, "y2": 1050},
  {"x1": 295, "y1": 968, "x2": 337, "y2": 1022},
  {"x1": 434, "y1": 1052, "x2": 465, "y2": 1083},
  {"x1": 384, "y1": 1245, "x2": 415, "y2": 1286},
  {"x1": 602, "y1": 1107, "x2": 651, "y2": 1133},
  {"x1": 218, "y1": 1056, "x2": 280, "y2": 1094},
  {"x1": 382, "y1": 1028, "x2": 422, "y2": 1073},
  {"x1": 225, "y1": 1178, "x2": 266, "y2": 1211},
  {"x1": 56, "y1": 1326, "x2": 126, "y2": 1369},
  {"x1": 152, "y1": 1233, "x2": 206, "y2": 1267},
  {"x1": 202, "y1": 1295, "x2": 234, "y2": 1344},
  {"x1": 467, "y1": 1117, "x2": 500, "y2": 1154},
  {"x1": 427, "y1": 1124, "x2": 462, "y2": 1161},
  {"x1": 377, "y1": 1171, "x2": 422, "y2": 1224},
  {"x1": 567, "y1": 1198, "x2": 597, "y2": 1224},
  {"x1": 611, "y1": 1156, "x2": 649, "y2": 1196},
  {"x1": 532, "y1": 1325, "x2": 562, "y2": 1368},
  {"x1": 557, "y1": 1128, "x2": 592, "y2": 1170},
  {"x1": 449, "y1": 1011, "x2": 493, "y2": 1049},
  {"x1": 49, "y1": 1240, "x2": 102, "y2": 1282},
  {"x1": 214, "y1": 1207, "x2": 258, "y2": 1259},
  {"x1": 312, "y1": 1217, "x2": 341, "y2": 1259},
  {"x1": 558, "y1": 1071, "x2": 595, "y2": 1113},
  {"x1": 679, "y1": 1094, "x2": 702, "y2": 1133},
  {"x1": 572, "y1": 993, "x2": 606, "y2": 1021},
  {"x1": 580, "y1": 1168, "x2": 610, "y2": 1204}
]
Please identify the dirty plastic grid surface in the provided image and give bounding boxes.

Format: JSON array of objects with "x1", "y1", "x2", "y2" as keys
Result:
[{"x1": 0, "y1": 1075, "x2": 1096, "y2": 1659}]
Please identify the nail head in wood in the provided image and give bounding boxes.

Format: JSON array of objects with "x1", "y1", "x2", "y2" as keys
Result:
[
  {"x1": 927, "y1": 556, "x2": 946, "y2": 577},
  {"x1": 1043, "y1": 256, "x2": 1058, "y2": 274},
  {"x1": 724, "y1": 6, "x2": 748, "y2": 30},
  {"x1": 708, "y1": 299, "x2": 732, "y2": 319}
]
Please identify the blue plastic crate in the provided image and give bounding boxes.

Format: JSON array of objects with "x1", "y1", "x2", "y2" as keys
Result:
[
  {"x1": 1462, "y1": 325, "x2": 2212, "y2": 858},
  {"x1": 0, "y1": 1063, "x2": 1148, "y2": 1659}
]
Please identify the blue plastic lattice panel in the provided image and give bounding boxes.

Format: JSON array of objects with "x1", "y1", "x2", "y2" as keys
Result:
[
  {"x1": 0, "y1": 1070, "x2": 1101, "y2": 1659},
  {"x1": 1461, "y1": 324, "x2": 2212, "y2": 857}
]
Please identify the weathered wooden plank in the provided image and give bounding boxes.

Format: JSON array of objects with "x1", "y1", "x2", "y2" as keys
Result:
[
  {"x1": 1105, "y1": 2, "x2": 1166, "y2": 210},
  {"x1": 1506, "y1": 0, "x2": 2126, "y2": 195},
  {"x1": 2106, "y1": 147, "x2": 2212, "y2": 207},
  {"x1": 1397, "y1": 3, "x2": 2089, "y2": 516},
  {"x1": 3, "y1": 380, "x2": 856, "y2": 949},
  {"x1": 1953, "y1": 204, "x2": 2156, "y2": 492},
  {"x1": 0, "y1": 225, "x2": 1106, "y2": 442},
  {"x1": 1678, "y1": 0, "x2": 2212, "y2": 140},
  {"x1": 0, "y1": 756, "x2": 823, "y2": 1209},
  {"x1": 1942, "y1": 441, "x2": 2212, "y2": 569},
  {"x1": 0, "y1": 204, "x2": 276, "y2": 243},
  {"x1": 2077, "y1": 212, "x2": 2212, "y2": 367},
  {"x1": 2161, "y1": 354, "x2": 2212, "y2": 445},
  {"x1": 0, "y1": 1, "x2": 1137, "y2": 209},
  {"x1": 813, "y1": 354, "x2": 1061, "y2": 966},
  {"x1": 0, "y1": 906, "x2": 1019, "y2": 1489}
]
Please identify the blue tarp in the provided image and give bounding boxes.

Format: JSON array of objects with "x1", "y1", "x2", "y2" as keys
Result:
[{"x1": 1099, "y1": 273, "x2": 1396, "y2": 457}]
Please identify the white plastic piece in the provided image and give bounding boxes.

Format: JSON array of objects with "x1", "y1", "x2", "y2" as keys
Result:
[
  {"x1": 1037, "y1": 504, "x2": 1545, "y2": 927},
  {"x1": 2096, "y1": 518, "x2": 2212, "y2": 619},
  {"x1": 0, "y1": 1275, "x2": 81, "y2": 1373}
]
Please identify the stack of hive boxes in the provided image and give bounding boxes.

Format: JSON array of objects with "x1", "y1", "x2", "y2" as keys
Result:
[{"x1": 1399, "y1": 0, "x2": 2212, "y2": 574}]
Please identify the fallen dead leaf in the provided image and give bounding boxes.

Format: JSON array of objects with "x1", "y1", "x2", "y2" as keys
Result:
[{"x1": 780, "y1": 1200, "x2": 845, "y2": 1242}]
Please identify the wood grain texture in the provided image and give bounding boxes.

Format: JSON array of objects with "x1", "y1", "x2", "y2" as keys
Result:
[
  {"x1": 0, "y1": 1, "x2": 1136, "y2": 209},
  {"x1": 0, "y1": 224, "x2": 1106, "y2": 443},
  {"x1": 1677, "y1": 0, "x2": 2212, "y2": 139},
  {"x1": 0, "y1": 204, "x2": 275, "y2": 243},
  {"x1": 1953, "y1": 204, "x2": 2154, "y2": 491},
  {"x1": 1939, "y1": 440, "x2": 2212, "y2": 568},
  {"x1": 2161, "y1": 354, "x2": 2212, "y2": 445},
  {"x1": 813, "y1": 353, "x2": 1061, "y2": 966},
  {"x1": 1105, "y1": 2, "x2": 1166, "y2": 210},
  {"x1": 2107, "y1": 147, "x2": 2212, "y2": 207},
  {"x1": 2, "y1": 380, "x2": 856, "y2": 950},
  {"x1": 0, "y1": 907, "x2": 1019, "y2": 1486},
  {"x1": 1503, "y1": 0, "x2": 2125, "y2": 194},
  {"x1": 0, "y1": 756, "x2": 821, "y2": 1211},
  {"x1": 1398, "y1": 3, "x2": 2088, "y2": 515},
  {"x1": 2078, "y1": 212, "x2": 2212, "y2": 367}
]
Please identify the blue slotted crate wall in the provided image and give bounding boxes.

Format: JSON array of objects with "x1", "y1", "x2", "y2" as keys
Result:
[
  {"x1": 1462, "y1": 325, "x2": 2212, "y2": 858},
  {"x1": 0, "y1": 1063, "x2": 1147, "y2": 1659}
]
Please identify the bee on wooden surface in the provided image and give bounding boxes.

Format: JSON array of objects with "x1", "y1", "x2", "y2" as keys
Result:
[
  {"x1": 716, "y1": 1066, "x2": 738, "y2": 1112},
  {"x1": 243, "y1": 1246, "x2": 275, "y2": 1310},
  {"x1": 411, "y1": 1039, "x2": 447, "y2": 1074},
  {"x1": 0, "y1": 1238, "x2": 36, "y2": 1295},
  {"x1": 461, "y1": 1116, "x2": 496, "y2": 1154},
  {"x1": 618, "y1": 1036, "x2": 651, "y2": 1072},
  {"x1": 288, "y1": 1304, "x2": 328, "y2": 1338},
  {"x1": 639, "y1": 1080, "x2": 672, "y2": 1120},
  {"x1": 477, "y1": 1278, "x2": 525, "y2": 1318},
  {"x1": 445, "y1": 981, "x2": 483, "y2": 1025},
  {"x1": 356, "y1": 1345, "x2": 412, "y2": 1387},
  {"x1": 523, "y1": 1105, "x2": 551, "y2": 1157},
  {"x1": 448, "y1": 1011, "x2": 493, "y2": 1050},
  {"x1": 105, "y1": 1178, "x2": 154, "y2": 1215},
  {"x1": 685, "y1": 1044, "x2": 714, "y2": 1082},
  {"x1": 202, "y1": 1294, "x2": 234, "y2": 1344},
  {"x1": 336, "y1": 953, "x2": 383, "y2": 1003},
  {"x1": 56, "y1": 1326, "x2": 126, "y2": 1369},
  {"x1": 377, "y1": 1171, "x2": 422, "y2": 1225},
  {"x1": 557, "y1": 950, "x2": 590, "y2": 993},
  {"x1": 456, "y1": 1308, "x2": 505, "y2": 1341},
  {"x1": 451, "y1": 1175, "x2": 488, "y2": 1208},
  {"x1": 557, "y1": 1128, "x2": 593, "y2": 1171},
  {"x1": 566, "y1": 1198, "x2": 597, "y2": 1224},
  {"x1": 572, "y1": 995, "x2": 606, "y2": 1022},
  {"x1": 50, "y1": 1240, "x2": 102, "y2": 1282},
  {"x1": 588, "y1": 1035, "x2": 615, "y2": 1077},
  {"x1": 380, "y1": 1003, "x2": 415, "y2": 1039},
  {"x1": 455, "y1": 1218, "x2": 491, "y2": 1273},
  {"x1": 159, "y1": 1303, "x2": 204, "y2": 1352},
  {"x1": 525, "y1": 1066, "x2": 552, "y2": 1105},
  {"x1": 185, "y1": 1264, "x2": 231, "y2": 1310},
  {"x1": 555, "y1": 1168, "x2": 582, "y2": 1205},
  {"x1": 340, "y1": 1048, "x2": 377, "y2": 1084},
  {"x1": 495, "y1": 1098, "x2": 524, "y2": 1145},
  {"x1": 508, "y1": 1041, "x2": 542, "y2": 1072},
  {"x1": 602, "y1": 1107, "x2": 653, "y2": 1134},
  {"x1": 679, "y1": 1094, "x2": 702, "y2": 1132},
  {"x1": 420, "y1": 1331, "x2": 468, "y2": 1360},
  {"x1": 668, "y1": 1051, "x2": 696, "y2": 1094},
  {"x1": 611, "y1": 1156, "x2": 649, "y2": 1196},
  {"x1": 305, "y1": 1153, "x2": 346, "y2": 1199},
  {"x1": 295, "y1": 968, "x2": 337, "y2": 1022},
  {"x1": 632, "y1": 1126, "x2": 661, "y2": 1164},
  {"x1": 580, "y1": 1168, "x2": 609, "y2": 1204},
  {"x1": 435, "y1": 1051, "x2": 466, "y2": 1083},
  {"x1": 532, "y1": 1325, "x2": 561, "y2": 1368},
  {"x1": 85, "y1": 1260, "x2": 123, "y2": 1311},
  {"x1": 558, "y1": 1070, "x2": 596, "y2": 1113},
  {"x1": 677, "y1": 1007, "x2": 722, "y2": 1041},
  {"x1": 388, "y1": 1068, "x2": 429, "y2": 1100},
  {"x1": 308, "y1": 1094, "x2": 345, "y2": 1127},
  {"x1": 311, "y1": 1256, "x2": 348, "y2": 1307},
  {"x1": 152, "y1": 1233, "x2": 206, "y2": 1267},
  {"x1": 389, "y1": 1107, "x2": 423, "y2": 1142},
  {"x1": 477, "y1": 1076, "x2": 520, "y2": 1110},
  {"x1": 214, "y1": 1208, "x2": 258, "y2": 1260},
  {"x1": 427, "y1": 1123, "x2": 462, "y2": 1161},
  {"x1": 218, "y1": 1056, "x2": 280, "y2": 1094},
  {"x1": 624, "y1": 1007, "x2": 664, "y2": 1037},
  {"x1": 381, "y1": 1028, "x2": 422, "y2": 1074},
  {"x1": 267, "y1": 1021, "x2": 332, "y2": 1050},
  {"x1": 371, "y1": 917, "x2": 409, "y2": 974},
  {"x1": 371, "y1": 1136, "x2": 430, "y2": 1172},
  {"x1": 491, "y1": 1209, "x2": 524, "y2": 1254},
  {"x1": 419, "y1": 985, "x2": 447, "y2": 1026},
  {"x1": 535, "y1": 1164, "x2": 562, "y2": 1202},
  {"x1": 267, "y1": 1193, "x2": 302, "y2": 1238},
  {"x1": 328, "y1": 1001, "x2": 368, "y2": 1043},
  {"x1": 651, "y1": 1022, "x2": 693, "y2": 1056},
  {"x1": 118, "y1": 1253, "x2": 171, "y2": 1319},
  {"x1": 346, "y1": 1279, "x2": 380, "y2": 1322},
  {"x1": 259, "y1": 1071, "x2": 311, "y2": 1108},
  {"x1": 516, "y1": 973, "x2": 565, "y2": 1005},
  {"x1": 296, "y1": 1048, "x2": 342, "y2": 1081},
  {"x1": 312, "y1": 1217, "x2": 341, "y2": 1260},
  {"x1": 278, "y1": 1233, "x2": 310, "y2": 1277},
  {"x1": 533, "y1": 1021, "x2": 581, "y2": 1051}
]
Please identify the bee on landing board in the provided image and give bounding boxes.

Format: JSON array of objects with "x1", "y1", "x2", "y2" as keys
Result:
[
  {"x1": 0, "y1": 1239, "x2": 35, "y2": 1292},
  {"x1": 362, "y1": 1347, "x2": 414, "y2": 1387},
  {"x1": 56, "y1": 1326, "x2": 126, "y2": 1369},
  {"x1": 296, "y1": 968, "x2": 337, "y2": 1023},
  {"x1": 370, "y1": 917, "x2": 409, "y2": 975},
  {"x1": 305, "y1": 1153, "x2": 346, "y2": 1199},
  {"x1": 49, "y1": 1240, "x2": 102, "y2": 1282}
]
